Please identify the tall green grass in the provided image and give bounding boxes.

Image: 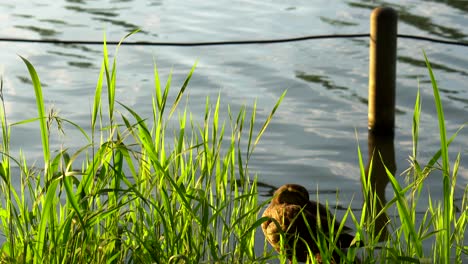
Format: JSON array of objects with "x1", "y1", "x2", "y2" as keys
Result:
[
  {"x1": 0, "y1": 32, "x2": 466, "y2": 263},
  {"x1": 355, "y1": 53, "x2": 467, "y2": 263},
  {"x1": 0, "y1": 33, "x2": 286, "y2": 263}
]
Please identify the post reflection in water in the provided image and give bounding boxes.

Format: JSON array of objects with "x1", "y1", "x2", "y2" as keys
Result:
[{"x1": 364, "y1": 132, "x2": 396, "y2": 242}]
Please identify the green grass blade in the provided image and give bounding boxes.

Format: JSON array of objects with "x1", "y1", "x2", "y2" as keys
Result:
[
  {"x1": 153, "y1": 57, "x2": 164, "y2": 113},
  {"x1": 385, "y1": 157, "x2": 423, "y2": 257},
  {"x1": 423, "y1": 52, "x2": 451, "y2": 263},
  {"x1": 20, "y1": 56, "x2": 50, "y2": 176},
  {"x1": 63, "y1": 173, "x2": 86, "y2": 236},
  {"x1": 169, "y1": 62, "x2": 197, "y2": 118},
  {"x1": 254, "y1": 89, "x2": 287, "y2": 147},
  {"x1": 36, "y1": 179, "x2": 59, "y2": 262},
  {"x1": 102, "y1": 32, "x2": 112, "y2": 120},
  {"x1": 412, "y1": 85, "x2": 421, "y2": 159},
  {"x1": 423, "y1": 54, "x2": 448, "y2": 175},
  {"x1": 247, "y1": 100, "x2": 257, "y2": 160},
  {"x1": 92, "y1": 59, "x2": 104, "y2": 133}
]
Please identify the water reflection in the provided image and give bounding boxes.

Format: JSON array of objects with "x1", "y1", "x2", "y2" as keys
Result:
[
  {"x1": 65, "y1": 0, "x2": 86, "y2": 4},
  {"x1": 257, "y1": 180, "x2": 344, "y2": 199},
  {"x1": 365, "y1": 132, "x2": 395, "y2": 241},
  {"x1": 319, "y1": 17, "x2": 358, "y2": 27},
  {"x1": 447, "y1": 95, "x2": 468, "y2": 107},
  {"x1": 429, "y1": 0, "x2": 468, "y2": 12},
  {"x1": 295, "y1": 71, "x2": 348, "y2": 91},
  {"x1": 54, "y1": 43, "x2": 98, "y2": 53},
  {"x1": 67, "y1": 61, "x2": 94, "y2": 68},
  {"x1": 65, "y1": 5, "x2": 119, "y2": 17},
  {"x1": 92, "y1": 17, "x2": 146, "y2": 33},
  {"x1": 398, "y1": 56, "x2": 468, "y2": 76},
  {"x1": 349, "y1": 1, "x2": 467, "y2": 40},
  {"x1": 40, "y1": 19, "x2": 68, "y2": 25},
  {"x1": 14, "y1": 25, "x2": 59, "y2": 37},
  {"x1": 13, "y1": 14, "x2": 34, "y2": 18},
  {"x1": 398, "y1": 10, "x2": 466, "y2": 40},
  {"x1": 47, "y1": 50, "x2": 90, "y2": 60}
]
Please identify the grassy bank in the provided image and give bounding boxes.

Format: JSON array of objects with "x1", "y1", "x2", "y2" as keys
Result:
[{"x1": 0, "y1": 34, "x2": 466, "y2": 263}]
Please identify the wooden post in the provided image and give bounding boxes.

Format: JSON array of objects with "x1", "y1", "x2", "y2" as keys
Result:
[
  {"x1": 368, "y1": 7, "x2": 397, "y2": 136},
  {"x1": 364, "y1": 7, "x2": 398, "y2": 242}
]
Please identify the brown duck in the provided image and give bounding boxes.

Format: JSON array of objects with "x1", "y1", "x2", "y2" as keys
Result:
[{"x1": 261, "y1": 184, "x2": 356, "y2": 263}]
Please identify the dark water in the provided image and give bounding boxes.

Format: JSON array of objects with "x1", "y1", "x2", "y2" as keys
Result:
[{"x1": 0, "y1": 0, "x2": 467, "y2": 257}]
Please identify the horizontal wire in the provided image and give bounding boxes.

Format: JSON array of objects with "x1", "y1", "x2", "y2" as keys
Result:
[
  {"x1": 0, "y1": 33, "x2": 466, "y2": 47},
  {"x1": 0, "y1": 34, "x2": 368, "y2": 46},
  {"x1": 397, "y1": 34, "x2": 468, "y2": 47}
]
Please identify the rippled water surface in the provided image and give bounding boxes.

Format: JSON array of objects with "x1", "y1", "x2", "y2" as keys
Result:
[{"x1": 1, "y1": 0, "x2": 467, "y2": 238}]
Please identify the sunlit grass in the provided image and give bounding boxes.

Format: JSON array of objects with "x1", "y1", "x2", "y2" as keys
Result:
[
  {"x1": 355, "y1": 53, "x2": 467, "y2": 263},
  {"x1": 0, "y1": 33, "x2": 286, "y2": 263},
  {"x1": 0, "y1": 32, "x2": 465, "y2": 263}
]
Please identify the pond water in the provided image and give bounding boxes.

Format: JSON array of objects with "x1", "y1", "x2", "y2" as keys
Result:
[{"x1": 0, "y1": 0, "x2": 467, "y2": 257}]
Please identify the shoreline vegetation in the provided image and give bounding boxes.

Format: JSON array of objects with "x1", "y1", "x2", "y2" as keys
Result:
[{"x1": 0, "y1": 33, "x2": 466, "y2": 263}]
